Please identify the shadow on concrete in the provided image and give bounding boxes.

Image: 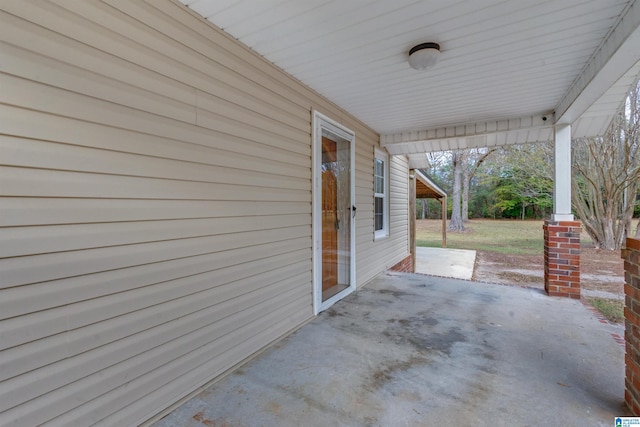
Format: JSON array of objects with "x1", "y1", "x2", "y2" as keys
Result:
[{"x1": 152, "y1": 273, "x2": 626, "y2": 427}]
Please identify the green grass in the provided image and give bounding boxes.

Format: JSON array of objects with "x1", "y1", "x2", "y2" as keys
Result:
[
  {"x1": 417, "y1": 218, "x2": 595, "y2": 255},
  {"x1": 416, "y1": 219, "x2": 545, "y2": 255},
  {"x1": 586, "y1": 297, "x2": 624, "y2": 323}
]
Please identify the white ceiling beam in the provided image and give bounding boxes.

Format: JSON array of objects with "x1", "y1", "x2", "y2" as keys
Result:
[
  {"x1": 407, "y1": 154, "x2": 430, "y2": 169},
  {"x1": 555, "y1": 0, "x2": 640, "y2": 125},
  {"x1": 381, "y1": 115, "x2": 553, "y2": 154}
]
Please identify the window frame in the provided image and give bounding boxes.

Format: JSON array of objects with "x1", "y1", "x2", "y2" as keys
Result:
[{"x1": 374, "y1": 147, "x2": 389, "y2": 240}]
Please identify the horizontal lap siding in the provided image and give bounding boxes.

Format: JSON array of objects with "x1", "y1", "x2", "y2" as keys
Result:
[
  {"x1": 356, "y1": 152, "x2": 410, "y2": 286},
  {"x1": 0, "y1": 0, "x2": 407, "y2": 425}
]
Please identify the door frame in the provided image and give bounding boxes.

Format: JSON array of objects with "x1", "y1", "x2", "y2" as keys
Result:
[{"x1": 312, "y1": 110, "x2": 356, "y2": 315}]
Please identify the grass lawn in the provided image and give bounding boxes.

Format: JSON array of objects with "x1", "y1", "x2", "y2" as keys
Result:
[
  {"x1": 417, "y1": 218, "x2": 594, "y2": 255},
  {"x1": 416, "y1": 219, "x2": 545, "y2": 255}
]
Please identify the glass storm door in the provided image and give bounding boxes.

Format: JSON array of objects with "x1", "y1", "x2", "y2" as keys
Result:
[{"x1": 314, "y1": 112, "x2": 355, "y2": 314}]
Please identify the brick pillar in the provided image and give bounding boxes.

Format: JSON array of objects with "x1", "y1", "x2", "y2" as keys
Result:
[
  {"x1": 543, "y1": 220, "x2": 580, "y2": 298},
  {"x1": 623, "y1": 238, "x2": 640, "y2": 415}
]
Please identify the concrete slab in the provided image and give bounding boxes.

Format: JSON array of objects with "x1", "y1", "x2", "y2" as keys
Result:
[
  {"x1": 151, "y1": 273, "x2": 627, "y2": 427},
  {"x1": 415, "y1": 246, "x2": 476, "y2": 280}
]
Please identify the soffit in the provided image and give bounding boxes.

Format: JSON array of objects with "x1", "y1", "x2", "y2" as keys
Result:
[{"x1": 179, "y1": 0, "x2": 640, "y2": 153}]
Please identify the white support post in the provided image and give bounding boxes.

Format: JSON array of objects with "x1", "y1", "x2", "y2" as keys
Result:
[{"x1": 553, "y1": 124, "x2": 574, "y2": 221}]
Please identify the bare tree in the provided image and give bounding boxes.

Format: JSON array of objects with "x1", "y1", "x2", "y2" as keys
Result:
[
  {"x1": 462, "y1": 148, "x2": 496, "y2": 221},
  {"x1": 448, "y1": 150, "x2": 464, "y2": 231},
  {"x1": 447, "y1": 148, "x2": 497, "y2": 230},
  {"x1": 572, "y1": 77, "x2": 640, "y2": 250}
]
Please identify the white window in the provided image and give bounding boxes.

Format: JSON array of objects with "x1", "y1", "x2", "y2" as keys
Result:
[{"x1": 374, "y1": 148, "x2": 389, "y2": 240}]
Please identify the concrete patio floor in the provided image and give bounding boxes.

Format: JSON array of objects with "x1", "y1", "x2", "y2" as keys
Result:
[
  {"x1": 414, "y1": 246, "x2": 476, "y2": 280},
  {"x1": 151, "y1": 273, "x2": 626, "y2": 427}
]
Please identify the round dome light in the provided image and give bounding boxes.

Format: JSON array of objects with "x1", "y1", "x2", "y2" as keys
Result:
[{"x1": 408, "y1": 42, "x2": 441, "y2": 70}]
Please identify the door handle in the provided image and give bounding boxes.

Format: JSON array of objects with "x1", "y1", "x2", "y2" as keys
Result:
[{"x1": 352, "y1": 205, "x2": 357, "y2": 218}]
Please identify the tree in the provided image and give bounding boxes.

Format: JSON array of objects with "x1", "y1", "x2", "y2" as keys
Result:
[
  {"x1": 448, "y1": 150, "x2": 464, "y2": 231},
  {"x1": 491, "y1": 143, "x2": 554, "y2": 219},
  {"x1": 571, "y1": 83, "x2": 640, "y2": 249},
  {"x1": 462, "y1": 148, "x2": 496, "y2": 221},
  {"x1": 447, "y1": 148, "x2": 496, "y2": 231},
  {"x1": 491, "y1": 174, "x2": 523, "y2": 218}
]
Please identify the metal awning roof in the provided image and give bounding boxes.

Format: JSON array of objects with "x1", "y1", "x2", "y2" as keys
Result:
[{"x1": 179, "y1": 0, "x2": 640, "y2": 166}]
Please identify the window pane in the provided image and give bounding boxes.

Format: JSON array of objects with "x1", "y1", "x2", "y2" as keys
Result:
[
  {"x1": 374, "y1": 196, "x2": 383, "y2": 231},
  {"x1": 375, "y1": 176, "x2": 384, "y2": 194},
  {"x1": 374, "y1": 158, "x2": 384, "y2": 194},
  {"x1": 375, "y1": 158, "x2": 383, "y2": 176}
]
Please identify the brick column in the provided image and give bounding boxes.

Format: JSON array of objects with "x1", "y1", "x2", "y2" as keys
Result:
[
  {"x1": 543, "y1": 220, "x2": 580, "y2": 298},
  {"x1": 623, "y1": 238, "x2": 640, "y2": 415}
]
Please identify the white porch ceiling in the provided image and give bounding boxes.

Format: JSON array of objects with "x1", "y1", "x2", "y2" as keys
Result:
[{"x1": 179, "y1": 0, "x2": 640, "y2": 163}]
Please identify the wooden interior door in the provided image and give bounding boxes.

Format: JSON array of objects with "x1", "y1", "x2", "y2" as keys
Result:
[{"x1": 322, "y1": 136, "x2": 338, "y2": 292}]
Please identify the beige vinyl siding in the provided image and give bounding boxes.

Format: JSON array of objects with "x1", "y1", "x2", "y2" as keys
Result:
[
  {"x1": 0, "y1": 1, "x2": 409, "y2": 426},
  {"x1": 356, "y1": 154, "x2": 411, "y2": 286}
]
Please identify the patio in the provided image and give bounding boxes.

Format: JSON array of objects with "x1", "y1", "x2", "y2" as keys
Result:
[
  {"x1": 414, "y1": 246, "x2": 476, "y2": 280},
  {"x1": 150, "y1": 272, "x2": 626, "y2": 426}
]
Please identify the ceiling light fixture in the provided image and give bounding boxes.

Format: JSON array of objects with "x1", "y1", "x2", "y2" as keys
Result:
[{"x1": 408, "y1": 42, "x2": 441, "y2": 70}]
